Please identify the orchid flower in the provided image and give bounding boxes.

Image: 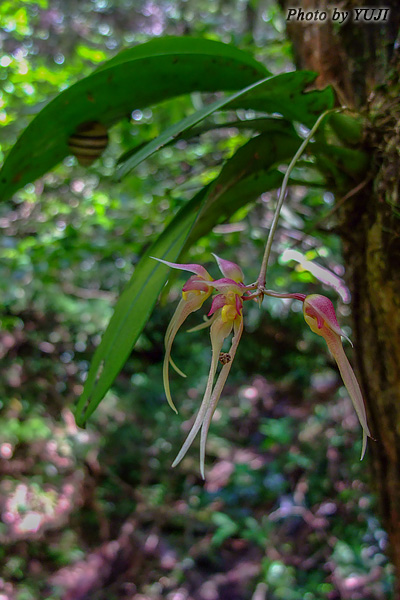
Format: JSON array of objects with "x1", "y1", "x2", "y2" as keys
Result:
[
  {"x1": 302, "y1": 294, "x2": 372, "y2": 459},
  {"x1": 264, "y1": 289, "x2": 372, "y2": 458},
  {"x1": 153, "y1": 252, "x2": 371, "y2": 476},
  {"x1": 172, "y1": 276, "x2": 245, "y2": 478},
  {"x1": 154, "y1": 254, "x2": 246, "y2": 478}
]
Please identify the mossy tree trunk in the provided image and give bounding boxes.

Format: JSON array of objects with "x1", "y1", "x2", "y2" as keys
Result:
[
  {"x1": 343, "y1": 86, "x2": 400, "y2": 584},
  {"x1": 279, "y1": 0, "x2": 400, "y2": 588}
]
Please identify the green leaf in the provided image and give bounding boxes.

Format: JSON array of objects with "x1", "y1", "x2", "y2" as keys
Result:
[
  {"x1": 179, "y1": 116, "x2": 298, "y2": 139},
  {"x1": 115, "y1": 71, "x2": 334, "y2": 179},
  {"x1": 75, "y1": 189, "x2": 206, "y2": 427},
  {"x1": 312, "y1": 142, "x2": 369, "y2": 177},
  {"x1": 115, "y1": 117, "x2": 295, "y2": 173},
  {"x1": 93, "y1": 35, "x2": 268, "y2": 73},
  {"x1": 229, "y1": 71, "x2": 334, "y2": 127},
  {"x1": 115, "y1": 76, "x2": 277, "y2": 180},
  {"x1": 328, "y1": 112, "x2": 364, "y2": 146},
  {"x1": 185, "y1": 127, "x2": 303, "y2": 249},
  {"x1": 0, "y1": 37, "x2": 269, "y2": 200}
]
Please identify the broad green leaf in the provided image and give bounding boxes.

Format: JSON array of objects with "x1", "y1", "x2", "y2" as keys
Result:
[
  {"x1": 75, "y1": 189, "x2": 206, "y2": 426},
  {"x1": 93, "y1": 35, "x2": 267, "y2": 73},
  {"x1": 0, "y1": 37, "x2": 269, "y2": 200}
]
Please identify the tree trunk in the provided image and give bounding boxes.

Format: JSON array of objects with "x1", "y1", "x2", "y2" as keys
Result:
[
  {"x1": 341, "y1": 70, "x2": 400, "y2": 586},
  {"x1": 279, "y1": 0, "x2": 400, "y2": 590}
]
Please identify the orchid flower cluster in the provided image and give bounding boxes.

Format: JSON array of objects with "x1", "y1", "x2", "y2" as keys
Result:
[{"x1": 153, "y1": 254, "x2": 371, "y2": 478}]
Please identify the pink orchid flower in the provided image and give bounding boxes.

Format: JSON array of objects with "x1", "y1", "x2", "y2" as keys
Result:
[
  {"x1": 302, "y1": 294, "x2": 372, "y2": 459},
  {"x1": 154, "y1": 254, "x2": 246, "y2": 478},
  {"x1": 265, "y1": 290, "x2": 371, "y2": 457}
]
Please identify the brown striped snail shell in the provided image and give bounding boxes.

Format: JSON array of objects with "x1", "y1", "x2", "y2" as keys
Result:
[{"x1": 68, "y1": 121, "x2": 109, "y2": 166}]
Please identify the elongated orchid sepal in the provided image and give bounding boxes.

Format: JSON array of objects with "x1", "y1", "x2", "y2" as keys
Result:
[
  {"x1": 152, "y1": 256, "x2": 215, "y2": 412},
  {"x1": 323, "y1": 328, "x2": 371, "y2": 459},
  {"x1": 171, "y1": 397, "x2": 209, "y2": 469},
  {"x1": 164, "y1": 294, "x2": 208, "y2": 413},
  {"x1": 169, "y1": 356, "x2": 187, "y2": 378},
  {"x1": 303, "y1": 294, "x2": 371, "y2": 459},
  {"x1": 171, "y1": 314, "x2": 234, "y2": 469},
  {"x1": 151, "y1": 257, "x2": 213, "y2": 281},
  {"x1": 199, "y1": 318, "x2": 244, "y2": 478}
]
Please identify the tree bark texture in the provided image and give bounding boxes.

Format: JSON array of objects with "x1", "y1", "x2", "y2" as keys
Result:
[{"x1": 279, "y1": 0, "x2": 400, "y2": 590}]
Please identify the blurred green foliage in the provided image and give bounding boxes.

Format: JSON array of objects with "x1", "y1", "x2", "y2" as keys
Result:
[{"x1": 0, "y1": 1, "x2": 394, "y2": 599}]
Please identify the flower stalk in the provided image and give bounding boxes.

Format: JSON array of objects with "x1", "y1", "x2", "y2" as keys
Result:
[{"x1": 257, "y1": 109, "x2": 340, "y2": 289}]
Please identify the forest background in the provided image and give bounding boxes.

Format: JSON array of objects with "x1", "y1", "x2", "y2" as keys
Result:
[{"x1": 0, "y1": 1, "x2": 396, "y2": 599}]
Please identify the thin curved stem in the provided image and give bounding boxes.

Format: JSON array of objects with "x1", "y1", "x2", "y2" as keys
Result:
[{"x1": 257, "y1": 108, "x2": 342, "y2": 289}]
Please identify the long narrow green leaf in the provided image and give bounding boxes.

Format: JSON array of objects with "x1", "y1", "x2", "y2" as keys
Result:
[
  {"x1": 75, "y1": 189, "x2": 206, "y2": 426},
  {"x1": 180, "y1": 117, "x2": 297, "y2": 139},
  {"x1": 229, "y1": 71, "x2": 334, "y2": 127},
  {"x1": 115, "y1": 71, "x2": 334, "y2": 179},
  {"x1": 115, "y1": 76, "x2": 275, "y2": 180},
  {"x1": 116, "y1": 117, "x2": 295, "y2": 170}
]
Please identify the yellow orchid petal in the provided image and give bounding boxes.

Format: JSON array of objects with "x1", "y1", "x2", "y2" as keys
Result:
[{"x1": 221, "y1": 303, "x2": 238, "y2": 323}]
